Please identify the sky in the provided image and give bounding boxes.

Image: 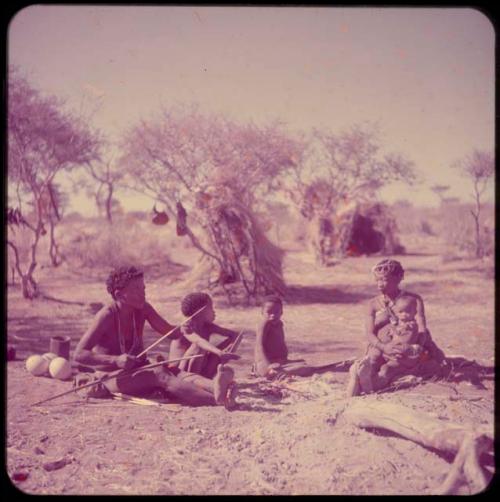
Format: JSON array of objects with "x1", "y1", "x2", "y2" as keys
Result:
[{"x1": 8, "y1": 5, "x2": 495, "y2": 215}]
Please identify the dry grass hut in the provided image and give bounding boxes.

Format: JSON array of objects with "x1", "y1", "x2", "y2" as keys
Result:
[
  {"x1": 182, "y1": 184, "x2": 286, "y2": 304},
  {"x1": 309, "y1": 201, "x2": 405, "y2": 264}
]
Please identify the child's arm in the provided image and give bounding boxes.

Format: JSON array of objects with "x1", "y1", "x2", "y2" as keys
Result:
[
  {"x1": 144, "y1": 302, "x2": 179, "y2": 339},
  {"x1": 414, "y1": 294, "x2": 428, "y2": 335},
  {"x1": 182, "y1": 332, "x2": 240, "y2": 363},
  {"x1": 210, "y1": 324, "x2": 239, "y2": 341},
  {"x1": 365, "y1": 300, "x2": 405, "y2": 358},
  {"x1": 254, "y1": 321, "x2": 273, "y2": 376}
]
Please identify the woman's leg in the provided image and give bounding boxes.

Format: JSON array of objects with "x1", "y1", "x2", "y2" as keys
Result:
[{"x1": 346, "y1": 360, "x2": 361, "y2": 397}]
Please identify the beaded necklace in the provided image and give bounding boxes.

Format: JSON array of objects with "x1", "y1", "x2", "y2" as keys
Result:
[
  {"x1": 381, "y1": 289, "x2": 403, "y2": 325},
  {"x1": 115, "y1": 304, "x2": 141, "y2": 355}
]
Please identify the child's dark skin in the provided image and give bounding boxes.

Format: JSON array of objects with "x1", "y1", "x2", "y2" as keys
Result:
[
  {"x1": 254, "y1": 300, "x2": 289, "y2": 376},
  {"x1": 254, "y1": 299, "x2": 340, "y2": 379},
  {"x1": 175, "y1": 299, "x2": 241, "y2": 378}
]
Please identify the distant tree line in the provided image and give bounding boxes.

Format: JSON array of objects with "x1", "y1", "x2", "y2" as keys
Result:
[{"x1": 7, "y1": 67, "x2": 494, "y2": 300}]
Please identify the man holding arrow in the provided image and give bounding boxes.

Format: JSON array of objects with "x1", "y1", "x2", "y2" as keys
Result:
[{"x1": 73, "y1": 266, "x2": 237, "y2": 407}]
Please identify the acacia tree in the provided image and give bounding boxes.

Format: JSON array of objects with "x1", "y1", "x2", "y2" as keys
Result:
[
  {"x1": 36, "y1": 181, "x2": 69, "y2": 267},
  {"x1": 453, "y1": 150, "x2": 494, "y2": 258},
  {"x1": 8, "y1": 68, "x2": 101, "y2": 298},
  {"x1": 119, "y1": 105, "x2": 304, "y2": 300},
  {"x1": 283, "y1": 123, "x2": 416, "y2": 262}
]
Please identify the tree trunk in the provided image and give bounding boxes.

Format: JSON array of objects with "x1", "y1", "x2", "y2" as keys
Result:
[
  {"x1": 49, "y1": 217, "x2": 62, "y2": 267},
  {"x1": 105, "y1": 183, "x2": 113, "y2": 223},
  {"x1": 7, "y1": 241, "x2": 23, "y2": 287},
  {"x1": 8, "y1": 237, "x2": 39, "y2": 299},
  {"x1": 21, "y1": 273, "x2": 38, "y2": 299},
  {"x1": 472, "y1": 181, "x2": 483, "y2": 259},
  {"x1": 472, "y1": 213, "x2": 482, "y2": 258},
  {"x1": 340, "y1": 400, "x2": 493, "y2": 494}
]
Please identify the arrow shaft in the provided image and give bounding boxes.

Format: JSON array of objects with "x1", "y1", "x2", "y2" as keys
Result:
[
  {"x1": 31, "y1": 354, "x2": 204, "y2": 407},
  {"x1": 136, "y1": 304, "x2": 206, "y2": 358},
  {"x1": 227, "y1": 331, "x2": 244, "y2": 354}
]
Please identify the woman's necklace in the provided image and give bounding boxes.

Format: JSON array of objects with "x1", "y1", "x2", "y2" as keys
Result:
[
  {"x1": 117, "y1": 306, "x2": 138, "y2": 355},
  {"x1": 382, "y1": 289, "x2": 403, "y2": 325}
]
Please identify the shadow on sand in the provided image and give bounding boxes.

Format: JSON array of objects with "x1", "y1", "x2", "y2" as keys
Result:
[
  {"x1": 443, "y1": 356, "x2": 495, "y2": 390},
  {"x1": 8, "y1": 315, "x2": 89, "y2": 358},
  {"x1": 403, "y1": 280, "x2": 465, "y2": 296},
  {"x1": 372, "y1": 355, "x2": 494, "y2": 396},
  {"x1": 284, "y1": 285, "x2": 372, "y2": 305},
  {"x1": 8, "y1": 315, "x2": 173, "y2": 360}
]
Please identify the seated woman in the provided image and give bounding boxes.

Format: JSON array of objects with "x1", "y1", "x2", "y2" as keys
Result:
[
  {"x1": 73, "y1": 266, "x2": 236, "y2": 408},
  {"x1": 346, "y1": 259, "x2": 447, "y2": 397}
]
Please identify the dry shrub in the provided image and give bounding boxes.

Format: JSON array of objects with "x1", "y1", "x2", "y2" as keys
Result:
[
  {"x1": 391, "y1": 201, "x2": 438, "y2": 236},
  {"x1": 419, "y1": 220, "x2": 435, "y2": 236},
  {"x1": 62, "y1": 218, "x2": 175, "y2": 269},
  {"x1": 437, "y1": 203, "x2": 494, "y2": 257}
]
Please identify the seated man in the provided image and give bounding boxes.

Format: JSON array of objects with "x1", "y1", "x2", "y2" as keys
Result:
[
  {"x1": 253, "y1": 295, "x2": 342, "y2": 379},
  {"x1": 346, "y1": 259, "x2": 447, "y2": 397},
  {"x1": 73, "y1": 266, "x2": 236, "y2": 408}
]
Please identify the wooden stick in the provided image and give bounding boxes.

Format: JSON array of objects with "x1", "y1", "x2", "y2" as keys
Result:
[
  {"x1": 227, "y1": 330, "x2": 245, "y2": 354},
  {"x1": 126, "y1": 354, "x2": 204, "y2": 376},
  {"x1": 30, "y1": 354, "x2": 204, "y2": 407},
  {"x1": 136, "y1": 305, "x2": 206, "y2": 358},
  {"x1": 111, "y1": 392, "x2": 163, "y2": 406}
]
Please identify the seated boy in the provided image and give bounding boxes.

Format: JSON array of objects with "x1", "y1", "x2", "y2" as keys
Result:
[
  {"x1": 169, "y1": 292, "x2": 241, "y2": 379},
  {"x1": 347, "y1": 259, "x2": 446, "y2": 396},
  {"x1": 253, "y1": 295, "x2": 341, "y2": 379}
]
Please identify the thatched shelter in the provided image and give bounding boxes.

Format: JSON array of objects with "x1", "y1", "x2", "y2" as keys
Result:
[
  {"x1": 181, "y1": 184, "x2": 286, "y2": 304},
  {"x1": 309, "y1": 201, "x2": 405, "y2": 264}
]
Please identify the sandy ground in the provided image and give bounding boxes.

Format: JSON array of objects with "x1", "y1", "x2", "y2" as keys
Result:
[{"x1": 6, "y1": 235, "x2": 495, "y2": 495}]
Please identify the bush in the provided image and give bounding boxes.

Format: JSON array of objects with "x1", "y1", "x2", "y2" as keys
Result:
[
  {"x1": 391, "y1": 201, "x2": 437, "y2": 236},
  {"x1": 62, "y1": 219, "x2": 175, "y2": 269},
  {"x1": 438, "y1": 203, "x2": 493, "y2": 257},
  {"x1": 419, "y1": 220, "x2": 435, "y2": 236}
]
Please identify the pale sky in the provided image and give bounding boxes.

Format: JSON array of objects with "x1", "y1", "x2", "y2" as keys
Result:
[{"x1": 8, "y1": 5, "x2": 495, "y2": 215}]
